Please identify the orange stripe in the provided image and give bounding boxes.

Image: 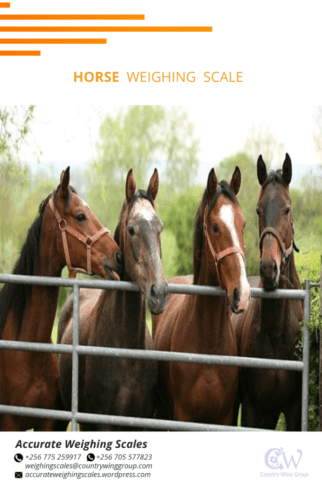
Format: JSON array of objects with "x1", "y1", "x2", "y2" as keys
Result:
[
  {"x1": 0, "y1": 50, "x2": 40, "y2": 55},
  {"x1": 0, "y1": 26, "x2": 213, "y2": 32},
  {"x1": 0, "y1": 14, "x2": 145, "y2": 20},
  {"x1": 0, "y1": 38, "x2": 107, "y2": 44},
  {"x1": 0, "y1": 3, "x2": 10, "y2": 7}
]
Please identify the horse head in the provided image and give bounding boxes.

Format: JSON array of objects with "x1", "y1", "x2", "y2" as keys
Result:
[
  {"x1": 116, "y1": 168, "x2": 168, "y2": 315},
  {"x1": 200, "y1": 167, "x2": 250, "y2": 314},
  {"x1": 256, "y1": 153, "x2": 296, "y2": 290},
  {"x1": 43, "y1": 167, "x2": 123, "y2": 279}
]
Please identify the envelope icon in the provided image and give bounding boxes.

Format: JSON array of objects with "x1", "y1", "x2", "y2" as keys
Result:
[{"x1": 15, "y1": 472, "x2": 23, "y2": 479}]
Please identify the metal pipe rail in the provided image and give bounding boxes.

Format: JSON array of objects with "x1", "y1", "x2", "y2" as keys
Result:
[{"x1": 0, "y1": 274, "x2": 312, "y2": 432}]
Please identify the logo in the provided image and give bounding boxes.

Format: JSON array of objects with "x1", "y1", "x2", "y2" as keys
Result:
[
  {"x1": 264, "y1": 447, "x2": 302, "y2": 470},
  {"x1": 260, "y1": 447, "x2": 309, "y2": 478},
  {"x1": 87, "y1": 453, "x2": 95, "y2": 462},
  {"x1": 14, "y1": 454, "x2": 23, "y2": 463}
]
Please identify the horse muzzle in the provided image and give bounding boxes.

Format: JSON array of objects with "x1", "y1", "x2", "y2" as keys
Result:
[
  {"x1": 260, "y1": 259, "x2": 279, "y2": 290},
  {"x1": 147, "y1": 282, "x2": 168, "y2": 315}
]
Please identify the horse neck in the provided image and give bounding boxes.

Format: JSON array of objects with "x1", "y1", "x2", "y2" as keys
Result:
[
  {"x1": 94, "y1": 266, "x2": 147, "y2": 350},
  {"x1": 193, "y1": 256, "x2": 230, "y2": 346},
  {"x1": 17, "y1": 240, "x2": 62, "y2": 343},
  {"x1": 284, "y1": 253, "x2": 301, "y2": 289},
  {"x1": 261, "y1": 253, "x2": 301, "y2": 340}
]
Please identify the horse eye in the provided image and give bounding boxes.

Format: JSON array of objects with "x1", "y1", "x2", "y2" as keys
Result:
[
  {"x1": 76, "y1": 213, "x2": 86, "y2": 222},
  {"x1": 128, "y1": 226, "x2": 135, "y2": 237},
  {"x1": 285, "y1": 208, "x2": 290, "y2": 215},
  {"x1": 212, "y1": 223, "x2": 219, "y2": 233}
]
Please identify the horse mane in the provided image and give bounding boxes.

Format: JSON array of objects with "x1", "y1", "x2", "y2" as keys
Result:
[
  {"x1": 193, "y1": 180, "x2": 236, "y2": 284},
  {"x1": 262, "y1": 169, "x2": 287, "y2": 189},
  {"x1": 0, "y1": 186, "x2": 76, "y2": 339}
]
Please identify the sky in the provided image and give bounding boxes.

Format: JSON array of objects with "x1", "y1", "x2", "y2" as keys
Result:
[{"x1": 22, "y1": 105, "x2": 322, "y2": 188}]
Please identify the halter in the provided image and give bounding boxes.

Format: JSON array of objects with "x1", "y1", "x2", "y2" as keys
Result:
[
  {"x1": 259, "y1": 226, "x2": 293, "y2": 271},
  {"x1": 48, "y1": 197, "x2": 110, "y2": 277},
  {"x1": 203, "y1": 214, "x2": 245, "y2": 288}
]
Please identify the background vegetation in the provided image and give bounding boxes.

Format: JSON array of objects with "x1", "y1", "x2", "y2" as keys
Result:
[{"x1": 0, "y1": 105, "x2": 321, "y2": 430}]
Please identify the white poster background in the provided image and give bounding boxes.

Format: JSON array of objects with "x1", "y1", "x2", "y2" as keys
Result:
[{"x1": 0, "y1": 1, "x2": 320, "y2": 491}]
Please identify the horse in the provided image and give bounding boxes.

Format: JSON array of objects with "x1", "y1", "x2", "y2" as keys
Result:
[
  {"x1": 57, "y1": 168, "x2": 168, "y2": 431},
  {"x1": 232, "y1": 154, "x2": 303, "y2": 430},
  {"x1": 152, "y1": 167, "x2": 250, "y2": 425},
  {"x1": 0, "y1": 167, "x2": 122, "y2": 431}
]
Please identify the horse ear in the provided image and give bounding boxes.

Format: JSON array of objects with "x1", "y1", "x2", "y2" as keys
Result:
[
  {"x1": 126, "y1": 169, "x2": 136, "y2": 203},
  {"x1": 147, "y1": 168, "x2": 159, "y2": 201},
  {"x1": 282, "y1": 153, "x2": 292, "y2": 185},
  {"x1": 59, "y1": 167, "x2": 70, "y2": 198},
  {"x1": 230, "y1": 166, "x2": 241, "y2": 196},
  {"x1": 207, "y1": 168, "x2": 218, "y2": 203},
  {"x1": 257, "y1": 155, "x2": 267, "y2": 185}
]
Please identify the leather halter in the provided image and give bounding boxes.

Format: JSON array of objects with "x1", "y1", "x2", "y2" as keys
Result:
[
  {"x1": 48, "y1": 197, "x2": 110, "y2": 277},
  {"x1": 203, "y1": 215, "x2": 245, "y2": 287},
  {"x1": 259, "y1": 226, "x2": 293, "y2": 270}
]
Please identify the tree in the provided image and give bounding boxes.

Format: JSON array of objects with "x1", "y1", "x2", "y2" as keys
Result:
[
  {"x1": 0, "y1": 106, "x2": 35, "y2": 266},
  {"x1": 313, "y1": 106, "x2": 322, "y2": 163},
  {"x1": 86, "y1": 106, "x2": 200, "y2": 232},
  {"x1": 244, "y1": 125, "x2": 285, "y2": 166},
  {"x1": 161, "y1": 185, "x2": 203, "y2": 276}
]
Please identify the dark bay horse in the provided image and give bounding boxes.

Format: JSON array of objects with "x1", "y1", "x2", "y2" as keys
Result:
[
  {"x1": 0, "y1": 167, "x2": 122, "y2": 431},
  {"x1": 153, "y1": 167, "x2": 250, "y2": 425},
  {"x1": 233, "y1": 154, "x2": 303, "y2": 430},
  {"x1": 57, "y1": 169, "x2": 168, "y2": 431}
]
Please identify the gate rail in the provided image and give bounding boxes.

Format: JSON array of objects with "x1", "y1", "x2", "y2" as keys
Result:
[{"x1": 0, "y1": 274, "x2": 312, "y2": 431}]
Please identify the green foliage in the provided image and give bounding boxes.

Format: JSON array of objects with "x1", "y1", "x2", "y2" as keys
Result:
[
  {"x1": 0, "y1": 106, "x2": 35, "y2": 270},
  {"x1": 161, "y1": 185, "x2": 203, "y2": 277},
  {"x1": 295, "y1": 251, "x2": 321, "y2": 431},
  {"x1": 87, "y1": 106, "x2": 199, "y2": 233},
  {"x1": 291, "y1": 173, "x2": 322, "y2": 253}
]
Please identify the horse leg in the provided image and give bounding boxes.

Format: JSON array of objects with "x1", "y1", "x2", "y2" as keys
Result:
[
  {"x1": 34, "y1": 419, "x2": 56, "y2": 432},
  {"x1": 0, "y1": 414, "x2": 22, "y2": 431},
  {"x1": 240, "y1": 394, "x2": 258, "y2": 429},
  {"x1": 52, "y1": 389, "x2": 70, "y2": 432},
  {"x1": 284, "y1": 399, "x2": 301, "y2": 431},
  {"x1": 174, "y1": 402, "x2": 192, "y2": 423},
  {"x1": 232, "y1": 399, "x2": 240, "y2": 427},
  {"x1": 259, "y1": 412, "x2": 280, "y2": 430}
]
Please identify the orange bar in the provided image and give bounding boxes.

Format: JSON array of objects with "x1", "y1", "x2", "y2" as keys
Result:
[
  {"x1": 0, "y1": 50, "x2": 40, "y2": 55},
  {"x1": 0, "y1": 3, "x2": 10, "y2": 7},
  {"x1": 0, "y1": 26, "x2": 213, "y2": 32},
  {"x1": 0, "y1": 38, "x2": 107, "y2": 44},
  {"x1": 0, "y1": 14, "x2": 145, "y2": 20}
]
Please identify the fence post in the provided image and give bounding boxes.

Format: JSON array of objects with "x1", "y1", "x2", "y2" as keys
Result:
[
  {"x1": 71, "y1": 284, "x2": 80, "y2": 432},
  {"x1": 301, "y1": 280, "x2": 311, "y2": 431}
]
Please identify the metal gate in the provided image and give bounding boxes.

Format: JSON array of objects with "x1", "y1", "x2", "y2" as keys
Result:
[{"x1": 0, "y1": 273, "x2": 313, "y2": 431}]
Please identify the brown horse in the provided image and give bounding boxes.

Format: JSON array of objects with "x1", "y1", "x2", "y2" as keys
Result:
[
  {"x1": 233, "y1": 154, "x2": 303, "y2": 430},
  {"x1": 57, "y1": 169, "x2": 168, "y2": 431},
  {"x1": 153, "y1": 167, "x2": 250, "y2": 425},
  {"x1": 0, "y1": 167, "x2": 122, "y2": 431}
]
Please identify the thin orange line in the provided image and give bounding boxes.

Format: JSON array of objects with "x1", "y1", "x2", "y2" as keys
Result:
[
  {"x1": 0, "y1": 26, "x2": 212, "y2": 32},
  {"x1": 0, "y1": 50, "x2": 40, "y2": 55},
  {"x1": 0, "y1": 3, "x2": 10, "y2": 7},
  {"x1": 0, "y1": 38, "x2": 107, "y2": 44},
  {"x1": 0, "y1": 14, "x2": 145, "y2": 20}
]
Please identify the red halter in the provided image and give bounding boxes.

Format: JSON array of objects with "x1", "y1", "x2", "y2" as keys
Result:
[
  {"x1": 48, "y1": 198, "x2": 110, "y2": 278},
  {"x1": 203, "y1": 215, "x2": 245, "y2": 288}
]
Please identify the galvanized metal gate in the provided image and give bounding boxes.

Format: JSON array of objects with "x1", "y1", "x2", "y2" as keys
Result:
[{"x1": 0, "y1": 273, "x2": 313, "y2": 431}]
